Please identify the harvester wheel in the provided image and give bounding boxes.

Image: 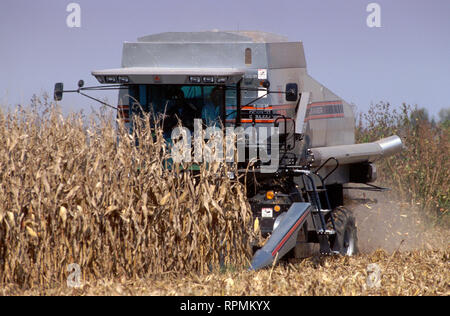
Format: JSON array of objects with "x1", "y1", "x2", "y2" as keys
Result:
[{"x1": 329, "y1": 207, "x2": 358, "y2": 256}]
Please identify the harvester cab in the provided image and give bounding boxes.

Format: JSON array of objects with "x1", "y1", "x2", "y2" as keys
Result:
[{"x1": 54, "y1": 31, "x2": 403, "y2": 270}]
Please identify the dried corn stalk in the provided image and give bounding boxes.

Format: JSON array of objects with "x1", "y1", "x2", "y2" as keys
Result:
[{"x1": 0, "y1": 100, "x2": 255, "y2": 288}]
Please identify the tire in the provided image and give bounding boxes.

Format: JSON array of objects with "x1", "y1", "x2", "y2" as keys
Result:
[{"x1": 329, "y1": 207, "x2": 359, "y2": 256}]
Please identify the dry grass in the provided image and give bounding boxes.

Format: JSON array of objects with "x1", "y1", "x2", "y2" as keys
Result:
[
  {"x1": 0, "y1": 98, "x2": 254, "y2": 289},
  {"x1": 2, "y1": 249, "x2": 448, "y2": 296}
]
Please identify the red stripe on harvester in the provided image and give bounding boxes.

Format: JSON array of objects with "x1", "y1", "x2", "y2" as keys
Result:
[
  {"x1": 271, "y1": 210, "x2": 310, "y2": 257},
  {"x1": 307, "y1": 101, "x2": 343, "y2": 107},
  {"x1": 271, "y1": 104, "x2": 296, "y2": 110},
  {"x1": 304, "y1": 113, "x2": 344, "y2": 122},
  {"x1": 242, "y1": 106, "x2": 273, "y2": 110},
  {"x1": 241, "y1": 119, "x2": 275, "y2": 123}
]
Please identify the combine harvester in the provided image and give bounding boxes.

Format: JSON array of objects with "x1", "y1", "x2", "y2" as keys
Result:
[{"x1": 54, "y1": 31, "x2": 402, "y2": 270}]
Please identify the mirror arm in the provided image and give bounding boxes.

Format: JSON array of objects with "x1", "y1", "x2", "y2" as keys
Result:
[
  {"x1": 77, "y1": 91, "x2": 118, "y2": 110},
  {"x1": 80, "y1": 85, "x2": 127, "y2": 91},
  {"x1": 55, "y1": 82, "x2": 124, "y2": 110}
]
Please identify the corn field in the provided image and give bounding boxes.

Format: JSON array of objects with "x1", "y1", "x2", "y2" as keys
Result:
[
  {"x1": 356, "y1": 102, "x2": 449, "y2": 225},
  {"x1": 0, "y1": 98, "x2": 448, "y2": 295},
  {"x1": 0, "y1": 99, "x2": 254, "y2": 289}
]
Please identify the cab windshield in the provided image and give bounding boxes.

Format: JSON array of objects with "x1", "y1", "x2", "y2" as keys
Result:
[{"x1": 128, "y1": 85, "x2": 237, "y2": 136}]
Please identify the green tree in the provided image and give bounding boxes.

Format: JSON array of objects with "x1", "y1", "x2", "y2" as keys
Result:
[{"x1": 438, "y1": 108, "x2": 450, "y2": 128}]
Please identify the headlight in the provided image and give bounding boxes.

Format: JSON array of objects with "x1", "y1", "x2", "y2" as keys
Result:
[
  {"x1": 216, "y1": 76, "x2": 228, "y2": 84},
  {"x1": 189, "y1": 76, "x2": 201, "y2": 84},
  {"x1": 105, "y1": 76, "x2": 118, "y2": 84},
  {"x1": 95, "y1": 76, "x2": 105, "y2": 84},
  {"x1": 118, "y1": 76, "x2": 129, "y2": 84},
  {"x1": 202, "y1": 76, "x2": 214, "y2": 83}
]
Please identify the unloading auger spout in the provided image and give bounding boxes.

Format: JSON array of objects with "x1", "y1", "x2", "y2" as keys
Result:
[{"x1": 309, "y1": 136, "x2": 403, "y2": 167}]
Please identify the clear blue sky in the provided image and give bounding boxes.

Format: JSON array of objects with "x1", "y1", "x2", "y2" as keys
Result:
[{"x1": 1, "y1": 0, "x2": 449, "y2": 118}]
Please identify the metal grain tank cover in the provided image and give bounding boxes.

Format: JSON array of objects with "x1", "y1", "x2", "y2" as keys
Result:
[{"x1": 120, "y1": 31, "x2": 306, "y2": 69}]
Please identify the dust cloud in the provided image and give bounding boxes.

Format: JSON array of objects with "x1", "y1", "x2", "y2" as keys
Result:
[{"x1": 345, "y1": 187, "x2": 448, "y2": 253}]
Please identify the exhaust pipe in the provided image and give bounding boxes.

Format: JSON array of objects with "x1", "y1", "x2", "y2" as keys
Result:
[{"x1": 310, "y1": 135, "x2": 403, "y2": 167}]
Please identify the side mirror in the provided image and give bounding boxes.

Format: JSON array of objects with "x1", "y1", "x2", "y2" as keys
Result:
[
  {"x1": 285, "y1": 83, "x2": 298, "y2": 102},
  {"x1": 54, "y1": 82, "x2": 64, "y2": 101}
]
